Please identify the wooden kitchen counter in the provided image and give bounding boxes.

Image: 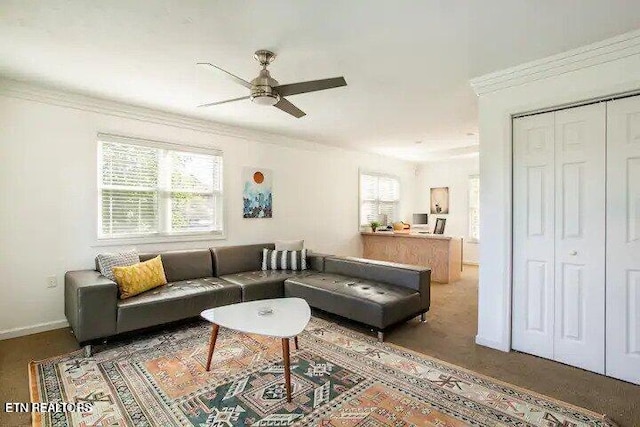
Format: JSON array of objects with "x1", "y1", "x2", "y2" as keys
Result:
[{"x1": 360, "y1": 232, "x2": 462, "y2": 283}]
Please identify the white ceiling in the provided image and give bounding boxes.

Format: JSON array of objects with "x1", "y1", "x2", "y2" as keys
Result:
[{"x1": 1, "y1": 1, "x2": 639, "y2": 161}]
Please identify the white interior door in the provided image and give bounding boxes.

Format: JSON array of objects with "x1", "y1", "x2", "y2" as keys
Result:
[
  {"x1": 606, "y1": 95, "x2": 640, "y2": 385},
  {"x1": 553, "y1": 103, "x2": 606, "y2": 373},
  {"x1": 512, "y1": 112, "x2": 555, "y2": 359}
]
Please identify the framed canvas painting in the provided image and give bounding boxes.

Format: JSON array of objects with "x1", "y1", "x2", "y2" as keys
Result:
[
  {"x1": 430, "y1": 187, "x2": 449, "y2": 214},
  {"x1": 243, "y1": 167, "x2": 273, "y2": 218}
]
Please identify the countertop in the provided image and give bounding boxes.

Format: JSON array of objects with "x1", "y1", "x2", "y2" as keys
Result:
[{"x1": 360, "y1": 231, "x2": 460, "y2": 241}]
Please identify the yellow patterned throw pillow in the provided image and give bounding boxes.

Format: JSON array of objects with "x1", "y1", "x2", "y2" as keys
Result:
[{"x1": 112, "y1": 256, "x2": 167, "y2": 299}]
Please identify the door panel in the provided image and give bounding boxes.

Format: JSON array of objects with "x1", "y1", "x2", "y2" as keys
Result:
[
  {"x1": 526, "y1": 166, "x2": 546, "y2": 236},
  {"x1": 526, "y1": 260, "x2": 548, "y2": 332},
  {"x1": 512, "y1": 112, "x2": 555, "y2": 358},
  {"x1": 561, "y1": 163, "x2": 583, "y2": 239},
  {"x1": 553, "y1": 103, "x2": 606, "y2": 373},
  {"x1": 606, "y1": 95, "x2": 640, "y2": 384},
  {"x1": 560, "y1": 263, "x2": 583, "y2": 340}
]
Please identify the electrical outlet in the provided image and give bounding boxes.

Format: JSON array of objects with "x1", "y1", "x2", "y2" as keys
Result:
[{"x1": 46, "y1": 276, "x2": 57, "y2": 288}]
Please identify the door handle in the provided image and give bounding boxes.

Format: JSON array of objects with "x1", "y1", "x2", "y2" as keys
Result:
[{"x1": 569, "y1": 250, "x2": 578, "y2": 256}]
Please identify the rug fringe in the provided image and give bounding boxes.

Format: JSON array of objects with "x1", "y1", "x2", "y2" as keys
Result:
[{"x1": 28, "y1": 361, "x2": 42, "y2": 427}]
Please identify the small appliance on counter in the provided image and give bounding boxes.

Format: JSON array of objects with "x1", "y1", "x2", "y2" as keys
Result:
[{"x1": 411, "y1": 213, "x2": 430, "y2": 233}]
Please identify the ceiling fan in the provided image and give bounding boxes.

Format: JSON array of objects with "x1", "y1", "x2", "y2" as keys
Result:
[{"x1": 197, "y1": 50, "x2": 347, "y2": 118}]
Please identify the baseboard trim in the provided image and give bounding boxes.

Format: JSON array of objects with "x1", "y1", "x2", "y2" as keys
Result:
[
  {"x1": 0, "y1": 319, "x2": 69, "y2": 340},
  {"x1": 475, "y1": 335, "x2": 510, "y2": 352}
]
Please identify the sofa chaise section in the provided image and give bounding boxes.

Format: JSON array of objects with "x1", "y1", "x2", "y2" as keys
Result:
[{"x1": 284, "y1": 256, "x2": 430, "y2": 341}]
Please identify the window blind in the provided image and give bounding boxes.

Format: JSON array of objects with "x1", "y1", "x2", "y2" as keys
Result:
[
  {"x1": 359, "y1": 173, "x2": 401, "y2": 226},
  {"x1": 98, "y1": 137, "x2": 224, "y2": 239}
]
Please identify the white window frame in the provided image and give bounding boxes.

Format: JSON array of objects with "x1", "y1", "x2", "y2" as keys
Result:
[
  {"x1": 96, "y1": 133, "x2": 225, "y2": 245},
  {"x1": 358, "y1": 170, "x2": 401, "y2": 228},
  {"x1": 468, "y1": 174, "x2": 480, "y2": 243}
]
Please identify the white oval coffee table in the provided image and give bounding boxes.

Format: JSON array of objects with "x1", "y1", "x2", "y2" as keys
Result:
[{"x1": 200, "y1": 297, "x2": 311, "y2": 402}]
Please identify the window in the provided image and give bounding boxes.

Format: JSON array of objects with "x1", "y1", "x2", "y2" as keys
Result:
[
  {"x1": 98, "y1": 134, "x2": 223, "y2": 240},
  {"x1": 359, "y1": 172, "x2": 400, "y2": 226},
  {"x1": 468, "y1": 174, "x2": 480, "y2": 242}
]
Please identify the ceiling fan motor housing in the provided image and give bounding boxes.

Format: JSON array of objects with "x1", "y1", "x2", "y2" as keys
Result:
[
  {"x1": 250, "y1": 68, "x2": 280, "y2": 105},
  {"x1": 197, "y1": 48, "x2": 345, "y2": 116}
]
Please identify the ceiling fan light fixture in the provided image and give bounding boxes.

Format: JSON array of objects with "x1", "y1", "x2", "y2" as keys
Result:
[
  {"x1": 251, "y1": 92, "x2": 280, "y2": 106},
  {"x1": 197, "y1": 49, "x2": 347, "y2": 117}
]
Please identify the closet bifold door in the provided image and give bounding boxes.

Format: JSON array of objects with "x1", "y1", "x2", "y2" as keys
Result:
[
  {"x1": 606, "y1": 95, "x2": 640, "y2": 385},
  {"x1": 512, "y1": 112, "x2": 555, "y2": 359},
  {"x1": 553, "y1": 103, "x2": 605, "y2": 374}
]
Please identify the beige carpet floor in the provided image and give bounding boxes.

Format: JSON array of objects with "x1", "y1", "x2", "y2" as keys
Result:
[{"x1": 1, "y1": 266, "x2": 639, "y2": 426}]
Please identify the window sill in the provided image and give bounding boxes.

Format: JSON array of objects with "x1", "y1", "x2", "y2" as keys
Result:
[
  {"x1": 91, "y1": 233, "x2": 227, "y2": 247},
  {"x1": 467, "y1": 239, "x2": 480, "y2": 244}
]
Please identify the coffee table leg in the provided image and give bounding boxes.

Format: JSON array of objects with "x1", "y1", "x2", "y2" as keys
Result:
[
  {"x1": 294, "y1": 336, "x2": 299, "y2": 350},
  {"x1": 282, "y1": 338, "x2": 292, "y2": 402},
  {"x1": 206, "y1": 324, "x2": 219, "y2": 371}
]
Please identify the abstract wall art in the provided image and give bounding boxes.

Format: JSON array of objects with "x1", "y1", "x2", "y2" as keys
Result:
[{"x1": 243, "y1": 167, "x2": 273, "y2": 218}]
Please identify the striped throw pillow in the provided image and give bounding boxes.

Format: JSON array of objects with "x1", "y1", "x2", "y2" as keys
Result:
[{"x1": 262, "y1": 248, "x2": 307, "y2": 271}]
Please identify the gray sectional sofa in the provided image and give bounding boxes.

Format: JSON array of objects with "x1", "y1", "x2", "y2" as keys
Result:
[{"x1": 65, "y1": 243, "x2": 430, "y2": 356}]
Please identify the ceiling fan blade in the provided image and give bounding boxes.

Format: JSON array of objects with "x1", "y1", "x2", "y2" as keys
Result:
[
  {"x1": 274, "y1": 77, "x2": 347, "y2": 97},
  {"x1": 197, "y1": 96, "x2": 250, "y2": 108},
  {"x1": 197, "y1": 62, "x2": 252, "y2": 89},
  {"x1": 274, "y1": 97, "x2": 306, "y2": 118}
]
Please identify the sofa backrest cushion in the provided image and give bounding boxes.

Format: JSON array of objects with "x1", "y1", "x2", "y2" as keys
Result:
[
  {"x1": 139, "y1": 249, "x2": 213, "y2": 282},
  {"x1": 307, "y1": 251, "x2": 329, "y2": 272},
  {"x1": 324, "y1": 257, "x2": 429, "y2": 293},
  {"x1": 212, "y1": 243, "x2": 275, "y2": 276}
]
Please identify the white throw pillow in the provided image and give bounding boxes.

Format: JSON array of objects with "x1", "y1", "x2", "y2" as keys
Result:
[
  {"x1": 96, "y1": 249, "x2": 140, "y2": 281},
  {"x1": 275, "y1": 239, "x2": 304, "y2": 251}
]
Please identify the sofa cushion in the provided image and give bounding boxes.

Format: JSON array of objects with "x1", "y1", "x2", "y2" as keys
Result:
[
  {"x1": 284, "y1": 273, "x2": 422, "y2": 329},
  {"x1": 96, "y1": 249, "x2": 140, "y2": 281},
  {"x1": 328, "y1": 257, "x2": 431, "y2": 309},
  {"x1": 275, "y1": 239, "x2": 304, "y2": 251},
  {"x1": 140, "y1": 249, "x2": 213, "y2": 282},
  {"x1": 326, "y1": 255, "x2": 427, "y2": 287},
  {"x1": 116, "y1": 277, "x2": 241, "y2": 334},
  {"x1": 307, "y1": 251, "x2": 330, "y2": 272},
  {"x1": 221, "y1": 270, "x2": 312, "y2": 301},
  {"x1": 211, "y1": 243, "x2": 274, "y2": 276},
  {"x1": 112, "y1": 255, "x2": 167, "y2": 299}
]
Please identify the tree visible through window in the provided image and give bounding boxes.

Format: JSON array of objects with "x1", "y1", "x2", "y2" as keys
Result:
[{"x1": 98, "y1": 136, "x2": 223, "y2": 239}]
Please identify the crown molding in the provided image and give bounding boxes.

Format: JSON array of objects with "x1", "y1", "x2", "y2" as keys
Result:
[
  {"x1": 0, "y1": 77, "x2": 332, "y2": 152},
  {"x1": 469, "y1": 29, "x2": 640, "y2": 96},
  {"x1": 419, "y1": 144, "x2": 479, "y2": 163}
]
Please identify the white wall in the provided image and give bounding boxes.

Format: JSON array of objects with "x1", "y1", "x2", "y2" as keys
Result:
[
  {"x1": 473, "y1": 32, "x2": 640, "y2": 351},
  {"x1": 415, "y1": 156, "x2": 479, "y2": 264},
  {"x1": 0, "y1": 82, "x2": 416, "y2": 338}
]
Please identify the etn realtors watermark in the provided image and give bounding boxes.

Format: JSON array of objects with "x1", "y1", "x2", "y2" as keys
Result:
[{"x1": 5, "y1": 402, "x2": 93, "y2": 413}]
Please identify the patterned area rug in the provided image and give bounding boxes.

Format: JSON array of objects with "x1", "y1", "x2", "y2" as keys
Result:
[{"x1": 29, "y1": 318, "x2": 617, "y2": 426}]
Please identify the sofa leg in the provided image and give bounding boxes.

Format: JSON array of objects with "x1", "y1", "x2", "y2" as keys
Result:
[
  {"x1": 420, "y1": 313, "x2": 427, "y2": 323},
  {"x1": 83, "y1": 345, "x2": 92, "y2": 357},
  {"x1": 377, "y1": 331, "x2": 384, "y2": 343}
]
